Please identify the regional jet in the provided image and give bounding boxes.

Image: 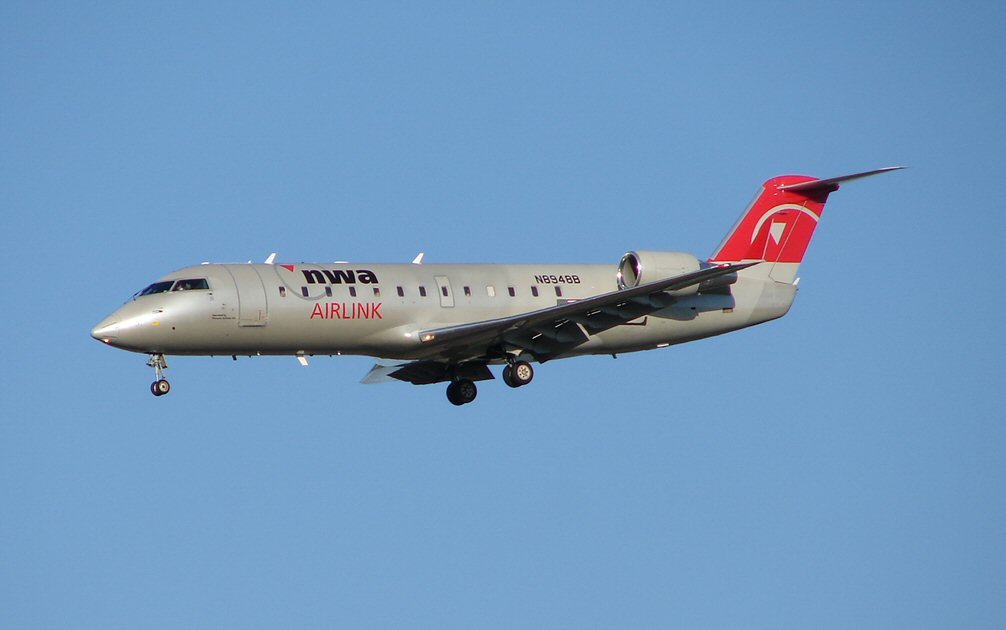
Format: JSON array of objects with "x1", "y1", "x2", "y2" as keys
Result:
[{"x1": 91, "y1": 167, "x2": 901, "y2": 405}]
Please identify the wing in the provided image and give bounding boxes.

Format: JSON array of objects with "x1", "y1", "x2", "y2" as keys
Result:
[{"x1": 398, "y1": 262, "x2": 757, "y2": 367}]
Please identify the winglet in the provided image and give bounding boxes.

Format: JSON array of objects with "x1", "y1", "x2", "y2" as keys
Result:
[{"x1": 412, "y1": 252, "x2": 425, "y2": 265}]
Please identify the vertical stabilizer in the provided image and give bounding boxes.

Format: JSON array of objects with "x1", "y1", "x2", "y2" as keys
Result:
[{"x1": 709, "y1": 167, "x2": 902, "y2": 283}]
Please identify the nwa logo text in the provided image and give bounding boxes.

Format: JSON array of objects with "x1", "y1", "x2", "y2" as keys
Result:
[{"x1": 299, "y1": 269, "x2": 379, "y2": 285}]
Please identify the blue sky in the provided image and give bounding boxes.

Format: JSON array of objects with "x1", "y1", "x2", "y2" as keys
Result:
[{"x1": 2, "y1": 1, "x2": 1004, "y2": 628}]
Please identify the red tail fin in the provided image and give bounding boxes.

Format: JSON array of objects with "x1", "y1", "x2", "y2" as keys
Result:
[
  {"x1": 710, "y1": 175, "x2": 830, "y2": 264},
  {"x1": 710, "y1": 167, "x2": 903, "y2": 265}
]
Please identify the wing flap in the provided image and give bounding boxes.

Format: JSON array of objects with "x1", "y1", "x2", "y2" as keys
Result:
[{"x1": 361, "y1": 360, "x2": 494, "y2": 385}]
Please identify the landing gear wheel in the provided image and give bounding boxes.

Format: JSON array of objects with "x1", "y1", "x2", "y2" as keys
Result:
[
  {"x1": 151, "y1": 379, "x2": 171, "y2": 396},
  {"x1": 446, "y1": 379, "x2": 477, "y2": 406},
  {"x1": 502, "y1": 365, "x2": 517, "y2": 388},
  {"x1": 509, "y1": 361, "x2": 534, "y2": 387}
]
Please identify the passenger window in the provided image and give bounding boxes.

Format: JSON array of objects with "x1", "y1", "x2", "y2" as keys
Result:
[
  {"x1": 172, "y1": 278, "x2": 209, "y2": 291},
  {"x1": 349, "y1": 287, "x2": 357, "y2": 297},
  {"x1": 325, "y1": 286, "x2": 332, "y2": 297},
  {"x1": 555, "y1": 286, "x2": 563, "y2": 297},
  {"x1": 441, "y1": 286, "x2": 449, "y2": 297},
  {"x1": 301, "y1": 287, "x2": 309, "y2": 297},
  {"x1": 397, "y1": 286, "x2": 404, "y2": 297},
  {"x1": 487, "y1": 286, "x2": 496, "y2": 297},
  {"x1": 373, "y1": 287, "x2": 381, "y2": 297},
  {"x1": 279, "y1": 286, "x2": 287, "y2": 297},
  {"x1": 531, "y1": 286, "x2": 539, "y2": 297},
  {"x1": 508, "y1": 287, "x2": 516, "y2": 297},
  {"x1": 419, "y1": 286, "x2": 427, "y2": 297}
]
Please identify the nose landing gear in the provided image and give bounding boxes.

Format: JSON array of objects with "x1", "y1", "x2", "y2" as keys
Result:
[{"x1": 147, "y1": 354, "x2": 170, "y2": 396}]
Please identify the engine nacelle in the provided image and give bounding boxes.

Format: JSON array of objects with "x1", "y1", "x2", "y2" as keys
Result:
[{"x1": 616, "y1": 250, "x2": 701, "y2": 294}]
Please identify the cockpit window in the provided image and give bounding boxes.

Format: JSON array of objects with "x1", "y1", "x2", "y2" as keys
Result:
[
  {"x1": 135, "y1": 281, "x2": 174, "y2": 297},
  {"x1": 133, "y1": 278, "x2": 209, "y2": 299},
  {"x1": 172, "y1": 278, "x2": 209, "y2": 291}
]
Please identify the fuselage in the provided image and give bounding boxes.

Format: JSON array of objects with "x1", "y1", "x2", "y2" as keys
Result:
[{"x1": 91, "y1": 260, "x2": 795, "y2": 361}]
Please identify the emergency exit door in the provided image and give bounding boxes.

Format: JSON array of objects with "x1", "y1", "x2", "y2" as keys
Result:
[{"x1": 434, "y1": 275, "x2": 454, "y2": 308}]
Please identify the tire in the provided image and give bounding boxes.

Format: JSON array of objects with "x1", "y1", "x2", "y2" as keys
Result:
[
  {"x1": 510, "y1": 361, "x2": 534, "y2": 386},
  {"x1": 455, "y1": 379, "x2": 477, "y2": 404},
  {"x1": 502, "y1": 365, "x2": 519, "y2": 388},
  {"x1": 152, "y1": 379, "x2": 171, "y2": 396},
  {"x1": 446, "y1": 381, "x2": 464, "y2": 406}
]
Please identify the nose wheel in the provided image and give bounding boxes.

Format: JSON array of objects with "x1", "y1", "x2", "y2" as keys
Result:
[{"x1": 147, "y1": 354, "x2": 171, "y2": 397}]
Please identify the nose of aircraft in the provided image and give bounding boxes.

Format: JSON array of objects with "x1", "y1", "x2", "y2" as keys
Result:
[
  {"x1": 91, "y1": 300, "x2": 160, "y2": 350},
  {"x1": 91, "y1": 316, "x2": 120, "y2": 343}
]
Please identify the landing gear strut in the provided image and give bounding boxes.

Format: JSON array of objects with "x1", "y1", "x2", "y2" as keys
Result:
[
  {"x1": 147, "y1": 354, "x2": 170, "y2": 397},
  {"x1": 446, "y1": 379, "x2": 477, "y2": 406},
  {"x1": 502, "y1": 360, "x2": 534, "y2": 388}
]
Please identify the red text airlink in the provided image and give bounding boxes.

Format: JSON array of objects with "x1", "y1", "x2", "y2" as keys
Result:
[{"x1": 310, "y1": 302, "x2": 383, "y2": 320}]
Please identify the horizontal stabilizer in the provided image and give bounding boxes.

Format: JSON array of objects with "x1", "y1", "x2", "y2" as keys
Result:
[{"x1": 777, "y1": 166, "x2": 904, "y2": 193}]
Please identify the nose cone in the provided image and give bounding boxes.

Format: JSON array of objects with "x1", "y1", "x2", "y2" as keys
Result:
[
  {"x1": 91, "y1": 300, "x2": 163, "y2": 351},
  {"x1": 91, "y1": 316, "x2": 120, "y2": 343}
]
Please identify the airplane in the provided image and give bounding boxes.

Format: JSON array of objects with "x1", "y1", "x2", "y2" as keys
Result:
[{"x1": 91, "y1": 167, "x2": 902, "y2": 405}]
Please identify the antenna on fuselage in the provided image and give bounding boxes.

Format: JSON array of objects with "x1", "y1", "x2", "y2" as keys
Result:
[
  {"x1": 264, "y1": 252, "x2": 277, "y2": 264},
  {"x1": 412, "y1": 252, "x2": 425, "y2": 265}
]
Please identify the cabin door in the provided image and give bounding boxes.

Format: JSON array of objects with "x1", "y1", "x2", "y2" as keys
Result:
[{"x1": 226, "y1": 265, "x2": 269, "y2": 326}]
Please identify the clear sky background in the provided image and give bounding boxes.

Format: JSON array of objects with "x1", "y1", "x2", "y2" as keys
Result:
[{"x1": 2, "y1": 1, "x2": 1004, "y2": 628}]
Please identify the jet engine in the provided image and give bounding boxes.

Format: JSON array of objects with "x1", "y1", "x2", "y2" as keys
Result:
[{"x1": 616, "y1": 251, "x2": 701, "y2": 293}]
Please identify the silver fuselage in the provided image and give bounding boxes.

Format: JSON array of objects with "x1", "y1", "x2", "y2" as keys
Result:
[{"x1": 92, "y1": 260, "x2": 795, "y2": 362}]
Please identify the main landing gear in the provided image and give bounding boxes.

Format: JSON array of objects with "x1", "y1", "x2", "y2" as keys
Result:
[
  {"x1": 445, "y1": 360, "x2": 535, "y2": 405},
  {"x1": 147, "y1": 353, "x2": 170, "y2": 397}
]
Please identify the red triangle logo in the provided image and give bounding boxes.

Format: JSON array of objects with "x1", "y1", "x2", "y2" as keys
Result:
[{"x1": 279, "y1": 264, "x2": 295, "y2": 273}]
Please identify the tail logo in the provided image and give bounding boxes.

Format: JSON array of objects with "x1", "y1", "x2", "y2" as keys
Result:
[
  {"x1": 750, "y1": 203, "x2": 820, "y2": 244},
  {"x1": 769, "y1": 222, "x2": 786, "y2": 245}
]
